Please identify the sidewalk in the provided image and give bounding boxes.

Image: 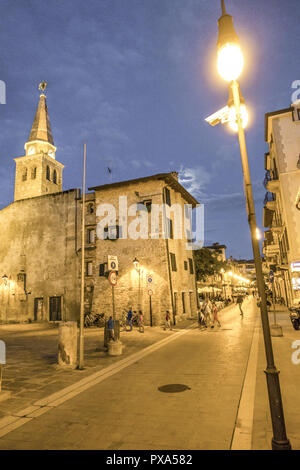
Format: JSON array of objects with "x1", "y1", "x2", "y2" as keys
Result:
[
  {"x1": 0, "y1": 300, "x2": 257, "y2": 450},
  {"x1": 0, "y1": 316, "x2": 196, "y2": 419},
  {"x1": 252, "y1": 304, "x2": 300, "y2": 450}
]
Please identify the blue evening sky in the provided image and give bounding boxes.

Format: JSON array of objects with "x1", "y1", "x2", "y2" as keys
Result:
[{"x1": 0, "y1": 0, "x2": 299, "y2": 258}]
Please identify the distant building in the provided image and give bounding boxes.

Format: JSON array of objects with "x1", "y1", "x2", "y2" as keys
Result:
[
  {"x1": 204, "y1": 243, "x2": 227, "y2": 262},
  {"x1": 0, "y1": 88, "x2": 198, "y2": 324},
  {"x1": 263, "y1": 101, "x2": 300, "y2": 305},
  {"x1": 234, "y1": 259, "x2": 256, "y2": 280}
]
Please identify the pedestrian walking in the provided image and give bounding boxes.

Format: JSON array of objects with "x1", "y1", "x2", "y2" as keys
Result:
[
  {"x1": 107, "y1": 316, "x2": 115, "y2": 341},
  {"x1": 198, "y1": 309, "x2": 207, "y2": 328},
  {"x1": 237, "y1": 295, "x2": 244, "y2": 316},
  {"x1": 164, "y1": 310, "x2": 172, "y2": 330},
  {"x1": 127, "y1": 308, "x2": 133, "y2": 331},
  {"x1": 211, "y1": 302, "x2": 221, "y2": 328},
  {"x1": 138, "y1": 310, "x2": 144, "y2": 333},
  {"x1": 202, "y1": 299, "x2": 212, "y2": 327}
]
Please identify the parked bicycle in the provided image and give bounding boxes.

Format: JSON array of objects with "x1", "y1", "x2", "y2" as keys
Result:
[{"x1": 84, "y1": 312, "x2": 105, "y2": 328}]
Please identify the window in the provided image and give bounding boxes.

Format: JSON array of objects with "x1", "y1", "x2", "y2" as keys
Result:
[
  {"x1": 87, "y1": 203, "x2": 94, "y2": 214},
  {"x1": 53, "y1": 169, "x2": 57, "y2": 184},
  {"x1": 164, "y1": 187, "x2": 171, "y2": 206},
  {"x1": 31, "y1": 167, "x2": 37, "y2": 179},
  {"x1": 188, "y1": 258, "x2": 194, "y2": 274},
  {"x1": 182, "y1": 292, "x2": 186, "y2": 313},
  {"x1": 46, "y1": 166, "x2": 50, "y2": 181},
  {"x1": 170, "y1": 253, "x2": 177, "y2": 272},
  {"x1": 166, "y1": 218, "x2": 173, "y2": 239},
  {"x1": 104, "y1": 225, "x2": 122, "y2": 240},
  {"x1": 143, "y1": 200, "x2": 152, "y2": 212},
  {"x1": 184, "y1": 260, "x2": 188, "y2": 271},
  {"x1": 99, "y1": 263, "x2": 106, "y2": 276},
  {"x1": 85, "y1": 262, "x2": 93, "y2": 276},
  {"x1": 87, "y1": 228, "x2": 96, "y2": 244},
  {"x1": 22, "y1": 168, "x2": 27, "y2": 181}
]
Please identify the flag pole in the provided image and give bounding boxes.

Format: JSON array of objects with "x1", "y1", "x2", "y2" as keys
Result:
[{"x1": 78, "y1": 143, "x2": 86, "y2": 370}]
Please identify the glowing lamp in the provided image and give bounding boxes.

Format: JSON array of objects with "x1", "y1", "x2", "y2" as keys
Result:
[
  {"x1": 217, "y1": 1, "x2": 244, "y2": 82},
  {"x1": 133, "y1": 257, "x2": 139, "y2": 270}
]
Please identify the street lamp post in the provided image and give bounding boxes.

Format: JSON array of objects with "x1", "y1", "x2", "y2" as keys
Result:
[
  {"x1": 133, "y1": 257, "x2": 142, "y2": 310},
  {"x1": 212, "y1": 0, "x2": 291, "y2": 450}
]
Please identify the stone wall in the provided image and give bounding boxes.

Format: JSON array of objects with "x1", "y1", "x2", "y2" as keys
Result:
[
  {"x1": 88, "y1": 178, "x2": 198, "y2": 325},
  {"x1": 0, "y1": 189, "x2": 80, "y2": 323}
]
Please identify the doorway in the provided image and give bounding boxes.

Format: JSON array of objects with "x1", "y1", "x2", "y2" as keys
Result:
[
  {"x1": 49, "y1": 296, "x2": 62, "y2": 321},
  {"x1": 189, "y1": 292, "x2": 193, "y2": 317},
  {"x1": 34, "y1": 298, "x2": 44, "y2": 321}
]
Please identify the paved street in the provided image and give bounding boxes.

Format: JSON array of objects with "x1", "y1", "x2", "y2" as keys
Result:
[
  {"x1": 0, "y1": 297, "x2": 299, "y2": 450},
  {"x1": 0, "y1": 298, "x2": 257, "y2": 450}
]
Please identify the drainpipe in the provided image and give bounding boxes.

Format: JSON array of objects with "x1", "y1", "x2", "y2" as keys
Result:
[{"x1": 162, "y1": 187, "x2": 175, "y2": 325}]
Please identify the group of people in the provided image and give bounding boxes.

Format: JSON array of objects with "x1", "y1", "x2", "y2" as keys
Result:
[
  {"x1": 107, "y1": 309, "x2": 145, "y2": 342},
  {"x1": 198, "y1": 299, "x2": 221, "y2": 329},
  {"x1": 125, "y1": 309, "x2": 144, "y2": 333}
]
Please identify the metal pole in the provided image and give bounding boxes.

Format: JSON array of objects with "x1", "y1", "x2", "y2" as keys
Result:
[
  {"x1": 112, "y1": 285, "x2": 116, "y2": 320},
  {"x1": 0, "y1": 364, "x2": 2, "y2": 393},
  {"x1": 272, "y1": 283, "x2": 277, "y2": 325},
  {"x1": 231, "y1": 80, "x2": 291, "y2": 450},
  {"x1": 150, "y1": 295, "x2": 153, "y2": 327},
  {"x1": 78, "y1": 143, "x2": 86, "y2": 370}
]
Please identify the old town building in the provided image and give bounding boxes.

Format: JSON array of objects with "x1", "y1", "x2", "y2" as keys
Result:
[
  {"x1": 263, "y1": 101, "x2": 300, "y2": 306},
  {"x1": 0, "y1": 88, "x2": 198, "y2": 324}
]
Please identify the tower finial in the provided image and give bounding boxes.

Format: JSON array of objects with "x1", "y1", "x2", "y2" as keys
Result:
[
  {"x1": 221, "y1": 0, "x2": 227, "y2": 15},
  {"x1": 38, "y1": 81, "x2": 47, "y2": 94}
]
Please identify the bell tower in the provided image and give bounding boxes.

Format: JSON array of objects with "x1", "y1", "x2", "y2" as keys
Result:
[{"x1": 14, "y1": 82, "x2": 64, "y2": 202}]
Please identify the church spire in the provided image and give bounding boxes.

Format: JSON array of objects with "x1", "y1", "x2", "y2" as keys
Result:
[{"x1": 28, "y1": 82, "x2": 54, "y2": 145}]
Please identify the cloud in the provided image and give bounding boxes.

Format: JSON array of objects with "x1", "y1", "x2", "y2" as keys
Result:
[{"x1": 178, "y1": 165, "x2": 211, "y2": 198}]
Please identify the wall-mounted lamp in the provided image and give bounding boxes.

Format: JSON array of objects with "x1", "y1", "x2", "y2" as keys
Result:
[{"x1": 133, "y1": 257, "x2": 140, "y2": 271}]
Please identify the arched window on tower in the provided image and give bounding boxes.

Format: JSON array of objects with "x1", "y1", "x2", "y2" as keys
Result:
[
  {"x1": 22, "y1": 168, "x2": 27, "y2": 181},
  {"x1": 46, "y1": 165, "x2": 50, "y2": 181},
  {"x1": 53, "y1": 169, "x2": 57, "y2": 184},
  {"x1": 31, "y1": 167, "x2": 37, "y2": 179}
]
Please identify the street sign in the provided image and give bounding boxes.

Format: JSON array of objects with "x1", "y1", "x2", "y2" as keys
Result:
[
  {"x1": 147, "y1": 274, "x2": 153, "y2": 284},
  {"x1": 148, "y1": 289, "x2": 153, "y2": 296},
  {"x1": 108, "y1": 270, "x2": 117, "y2": 286},
  {"x1": 108, "y1": 255, "x2": 118, "y2": 271}
]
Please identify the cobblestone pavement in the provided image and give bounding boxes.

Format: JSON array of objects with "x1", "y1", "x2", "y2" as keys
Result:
[
  {"x1": 0, "y1": 298, "x2": 259, "y2": 449},
  {"x1": 0, "y1": 316, "x2": 196, "y2": 418}
]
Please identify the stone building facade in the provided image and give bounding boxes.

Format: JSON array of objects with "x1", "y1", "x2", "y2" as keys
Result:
[
  {"x1": 87, "y1": 174, "x2": 199, "y2": 325},
  {"x1": 0, "y1": 89, "x2": 199, "y2": 324},
  {"x1": 263, "y1": 101, "x2": 300, "y2": 306}
]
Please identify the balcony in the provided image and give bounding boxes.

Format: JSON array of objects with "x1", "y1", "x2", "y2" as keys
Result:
[
  {"x1": 266, "y1": 178, "x2": 280, "y2": 193},
  {"x1": 265, "y1": 243, "x2": 280, "y2": 257},
  {"x1": 263, "y1": 170, "x2": 280, "y2": 193},
  {"x1": 271, "y1": 221, "x2": 284, "y2": 235},
  {"x1": 264, "y1": 191, "x2": 276, "y2": 211}
]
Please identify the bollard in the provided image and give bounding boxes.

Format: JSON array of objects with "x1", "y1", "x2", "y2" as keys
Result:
[
  {"x1": 104, "y1": 320, "x2": 123, "y2": 356},
  {"x1": 107, "y1": 340, "x2": 123, "y2": 356},
  {"x1": 58, "y1": 321, "x2": 78, "y2": 368}
]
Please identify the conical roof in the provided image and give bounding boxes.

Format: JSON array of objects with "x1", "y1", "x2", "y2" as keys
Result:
[{"x1": 28, "y1": 93, "x2": 54, "y2": 145}]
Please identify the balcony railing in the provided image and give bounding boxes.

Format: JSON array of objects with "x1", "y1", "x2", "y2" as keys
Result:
[
  {"x1": 263, "y1": 171, "x2": 271, "y2": 189},
  {"x1": 263, "y1": 191, "x2": 275, "y2": 206}
]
